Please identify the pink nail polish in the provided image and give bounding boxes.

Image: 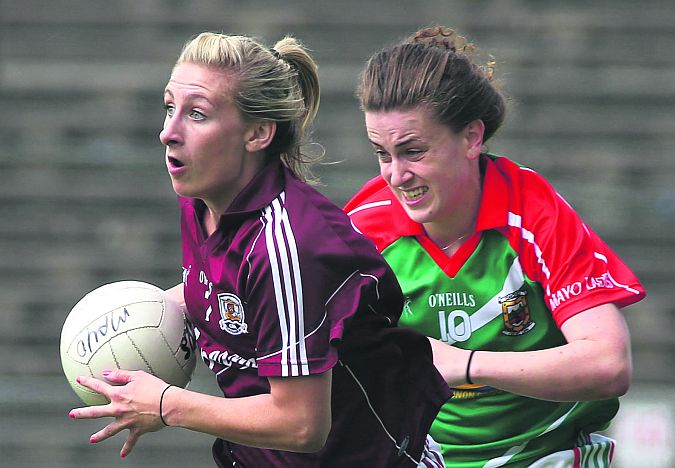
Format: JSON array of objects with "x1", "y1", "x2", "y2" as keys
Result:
[
  {"x1": 102, "y1": 370, "x2": 111, "y2": 377},
  {"x1": 76, "y1": 377, "x2": 81, "y2": 384},
  {"x1": 90, "y1": 436, "x2": 97, "y2": 444},
  {"x1": 69, "y1": 411, "x2": 75, "y2": 419},
  {"x1": 120, "y1": 451, "x2": 127, "y2": 458}
]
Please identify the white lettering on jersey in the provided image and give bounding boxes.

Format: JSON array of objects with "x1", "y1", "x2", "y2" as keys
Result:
[
  {"x1": 196, "y1": 270, "x2": 215, "y2": 320},
  {"x1": 201, "y1": 348, "x2": 258, "y2": 373},
  {"x1": 439, "y1": 310, "x2": 472, "y2": 342},
  {"x1": 439, "y1": 257, "x2": 525, "y2": 344},
  {"x1": 547, "y1": 253, "x2": 640, "y2": 311},
  {"x1": 429, "y1": 292, "x2": 476, "y2": 308},
  {"x1": 548, "y1": 274, "x2": 629, "y2": 311},
  {"x1": 548, "y1": 282, "x2": 584, "y2": 310},
  {"x1": 182, "y1": 264, "x2": 192, "y2": 286},
  {"x1": 198, "y1": 270, "x2": 212, "y2": 299}
]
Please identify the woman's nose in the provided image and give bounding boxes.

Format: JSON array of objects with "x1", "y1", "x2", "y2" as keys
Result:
[
  {"x1": 159, "y1": 116, "x2": 181, "y2": 146},
  {"x1": 387, "y1": 158, "x2": 412, "y2": 187}
]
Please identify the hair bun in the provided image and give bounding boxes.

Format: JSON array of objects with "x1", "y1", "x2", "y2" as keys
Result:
[
  {"x1": 409, "y1": 26, "x2": 476, "y2": 55},
  {"x1": 408, "y1": 26, "x2": 496, "y2": 82}
]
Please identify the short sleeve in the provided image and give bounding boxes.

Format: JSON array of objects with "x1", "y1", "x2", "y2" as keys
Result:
[
  {"x1": 247, "y1": 192, "x2": 400, "y2": 378},
  {"x1": 511, "y1": 171, "x2": 645, "y2": 327}
]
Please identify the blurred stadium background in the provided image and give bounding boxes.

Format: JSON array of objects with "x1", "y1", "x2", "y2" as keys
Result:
[{"x1": 1, "y1": 1, "x2": 673, "y2": 466}]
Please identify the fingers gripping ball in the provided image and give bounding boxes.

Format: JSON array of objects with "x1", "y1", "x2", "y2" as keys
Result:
[{"x1": 60, "y1": 281, "x2": 197, "y2": 405}]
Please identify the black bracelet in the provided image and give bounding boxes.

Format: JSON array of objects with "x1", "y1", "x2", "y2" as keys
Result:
[
  {"x1": 466, "y1": 350, "x2": 477, "y2": 385},
  {"x1": 159, "y1": 384, "x2": 173, "y2": 426}
]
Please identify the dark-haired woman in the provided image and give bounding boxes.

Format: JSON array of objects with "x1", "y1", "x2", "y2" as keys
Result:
[{"x1": 346, "y1": 26, "x2": 645, "y2": 467}]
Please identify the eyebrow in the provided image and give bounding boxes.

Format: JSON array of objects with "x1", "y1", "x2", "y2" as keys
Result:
[
  {"x1": 368, "y1": 136, "x2": 420, "y2": 148},
  {"x1": 163, "y1": 89, "x2": 215, "y2": 106}
]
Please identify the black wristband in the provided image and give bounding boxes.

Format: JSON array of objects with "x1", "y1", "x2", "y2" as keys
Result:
[
  {"x1": 466, "y1": 350, "x2": 477, "y2": 385},
  {"x1": 159, "y1": 384, "x2": 173, "y2": 426}
]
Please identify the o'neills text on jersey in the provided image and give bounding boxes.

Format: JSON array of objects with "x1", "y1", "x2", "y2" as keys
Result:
[{"x1": 428, "y1": 292, "x2": 476, "y2": 308}]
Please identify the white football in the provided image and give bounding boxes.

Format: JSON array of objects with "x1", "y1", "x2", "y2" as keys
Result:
[{"x1": 60, "y1": 281, "x2": 197, "y2": 405}]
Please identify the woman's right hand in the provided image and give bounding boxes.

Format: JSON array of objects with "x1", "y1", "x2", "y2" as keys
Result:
[
  {"x1": 69, "y1": 370, "x2": 169, "y2": 458},
  {"x1": 427, "y1": 337, "x2": 473, "y2": 387}
]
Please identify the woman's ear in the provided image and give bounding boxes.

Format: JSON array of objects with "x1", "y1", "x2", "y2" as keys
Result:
[
  {"x1": 245, "y1": 121, "x2": 276, "y2": 152},
  {"x1": 464, "y1": 120, "x2": 485, "y2": 160}
]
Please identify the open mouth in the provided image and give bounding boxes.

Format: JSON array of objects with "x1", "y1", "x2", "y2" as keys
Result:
[
  {"x1": 168, "y1": 156, "x2": 185, "y2": 168},
  {"x1": 402, "y1": 187, "x2": 428, "y2": 201}
]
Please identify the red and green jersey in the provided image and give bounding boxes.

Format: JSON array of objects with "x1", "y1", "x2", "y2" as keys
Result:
[{"x1": 345, "y1": 154, "x2": 645, "y2": 467}]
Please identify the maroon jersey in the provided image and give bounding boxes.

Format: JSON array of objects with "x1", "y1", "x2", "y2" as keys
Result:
[{"x1": 179, "y1": 160, "x2": 451, "y2": 467}]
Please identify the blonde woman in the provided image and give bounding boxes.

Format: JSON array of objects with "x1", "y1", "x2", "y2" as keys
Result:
[{"x1": 69, "y1": 32, "x2": 451, "y2": 467}]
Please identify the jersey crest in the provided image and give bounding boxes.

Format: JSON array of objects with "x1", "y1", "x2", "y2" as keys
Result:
[
  {"x1": 499, "y1": 288, "x2": 535, "y2": 336},
  {"x1": 217, "y1": 293, "x2": 248, "y2": 335}
]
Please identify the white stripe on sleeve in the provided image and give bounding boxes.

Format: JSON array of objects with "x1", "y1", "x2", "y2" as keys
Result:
[{"x1": 263, "y1": 194, "x2": 309, "y2": 377}]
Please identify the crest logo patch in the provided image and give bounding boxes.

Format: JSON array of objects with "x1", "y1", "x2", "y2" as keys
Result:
[
  {"x1": 217, "y1": 293, "x2": 248, "y2": 335},
  {"x1": 499, "y1": 289, "x2": 535, "y2": 336}
]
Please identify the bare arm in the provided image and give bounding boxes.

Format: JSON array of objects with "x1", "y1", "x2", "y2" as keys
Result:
[
  {"x1": 70, "y1": 369, "x2": 332, "y2": 457},
  {"x1": 429, "y1": 303, "x2": 632, "y2": 401},
  {"x1": 166, "y1": 372, "x2": 332, "y2": 450},
  {"x1": 165, "y1": 283, "x2": 186, "y2": 311}
]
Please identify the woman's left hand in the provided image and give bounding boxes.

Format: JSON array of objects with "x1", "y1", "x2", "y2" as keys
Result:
[{"x1": 68, "y1": 369, "x2": 169, "y2": 458}]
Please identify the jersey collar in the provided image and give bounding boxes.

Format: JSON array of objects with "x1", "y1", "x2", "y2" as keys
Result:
[
  {"x1": 185, "y1": 159, "x2": 286, "y2": 220},
  {"x1": 225, "y1": 159, "x2": 286, "y2": 216},
  {"x1": 388, "y1": 154, "x2": 510, "y2": 237},
  {"x1": 474, "y1": 154, "x2": 510, "y2": 231}
]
